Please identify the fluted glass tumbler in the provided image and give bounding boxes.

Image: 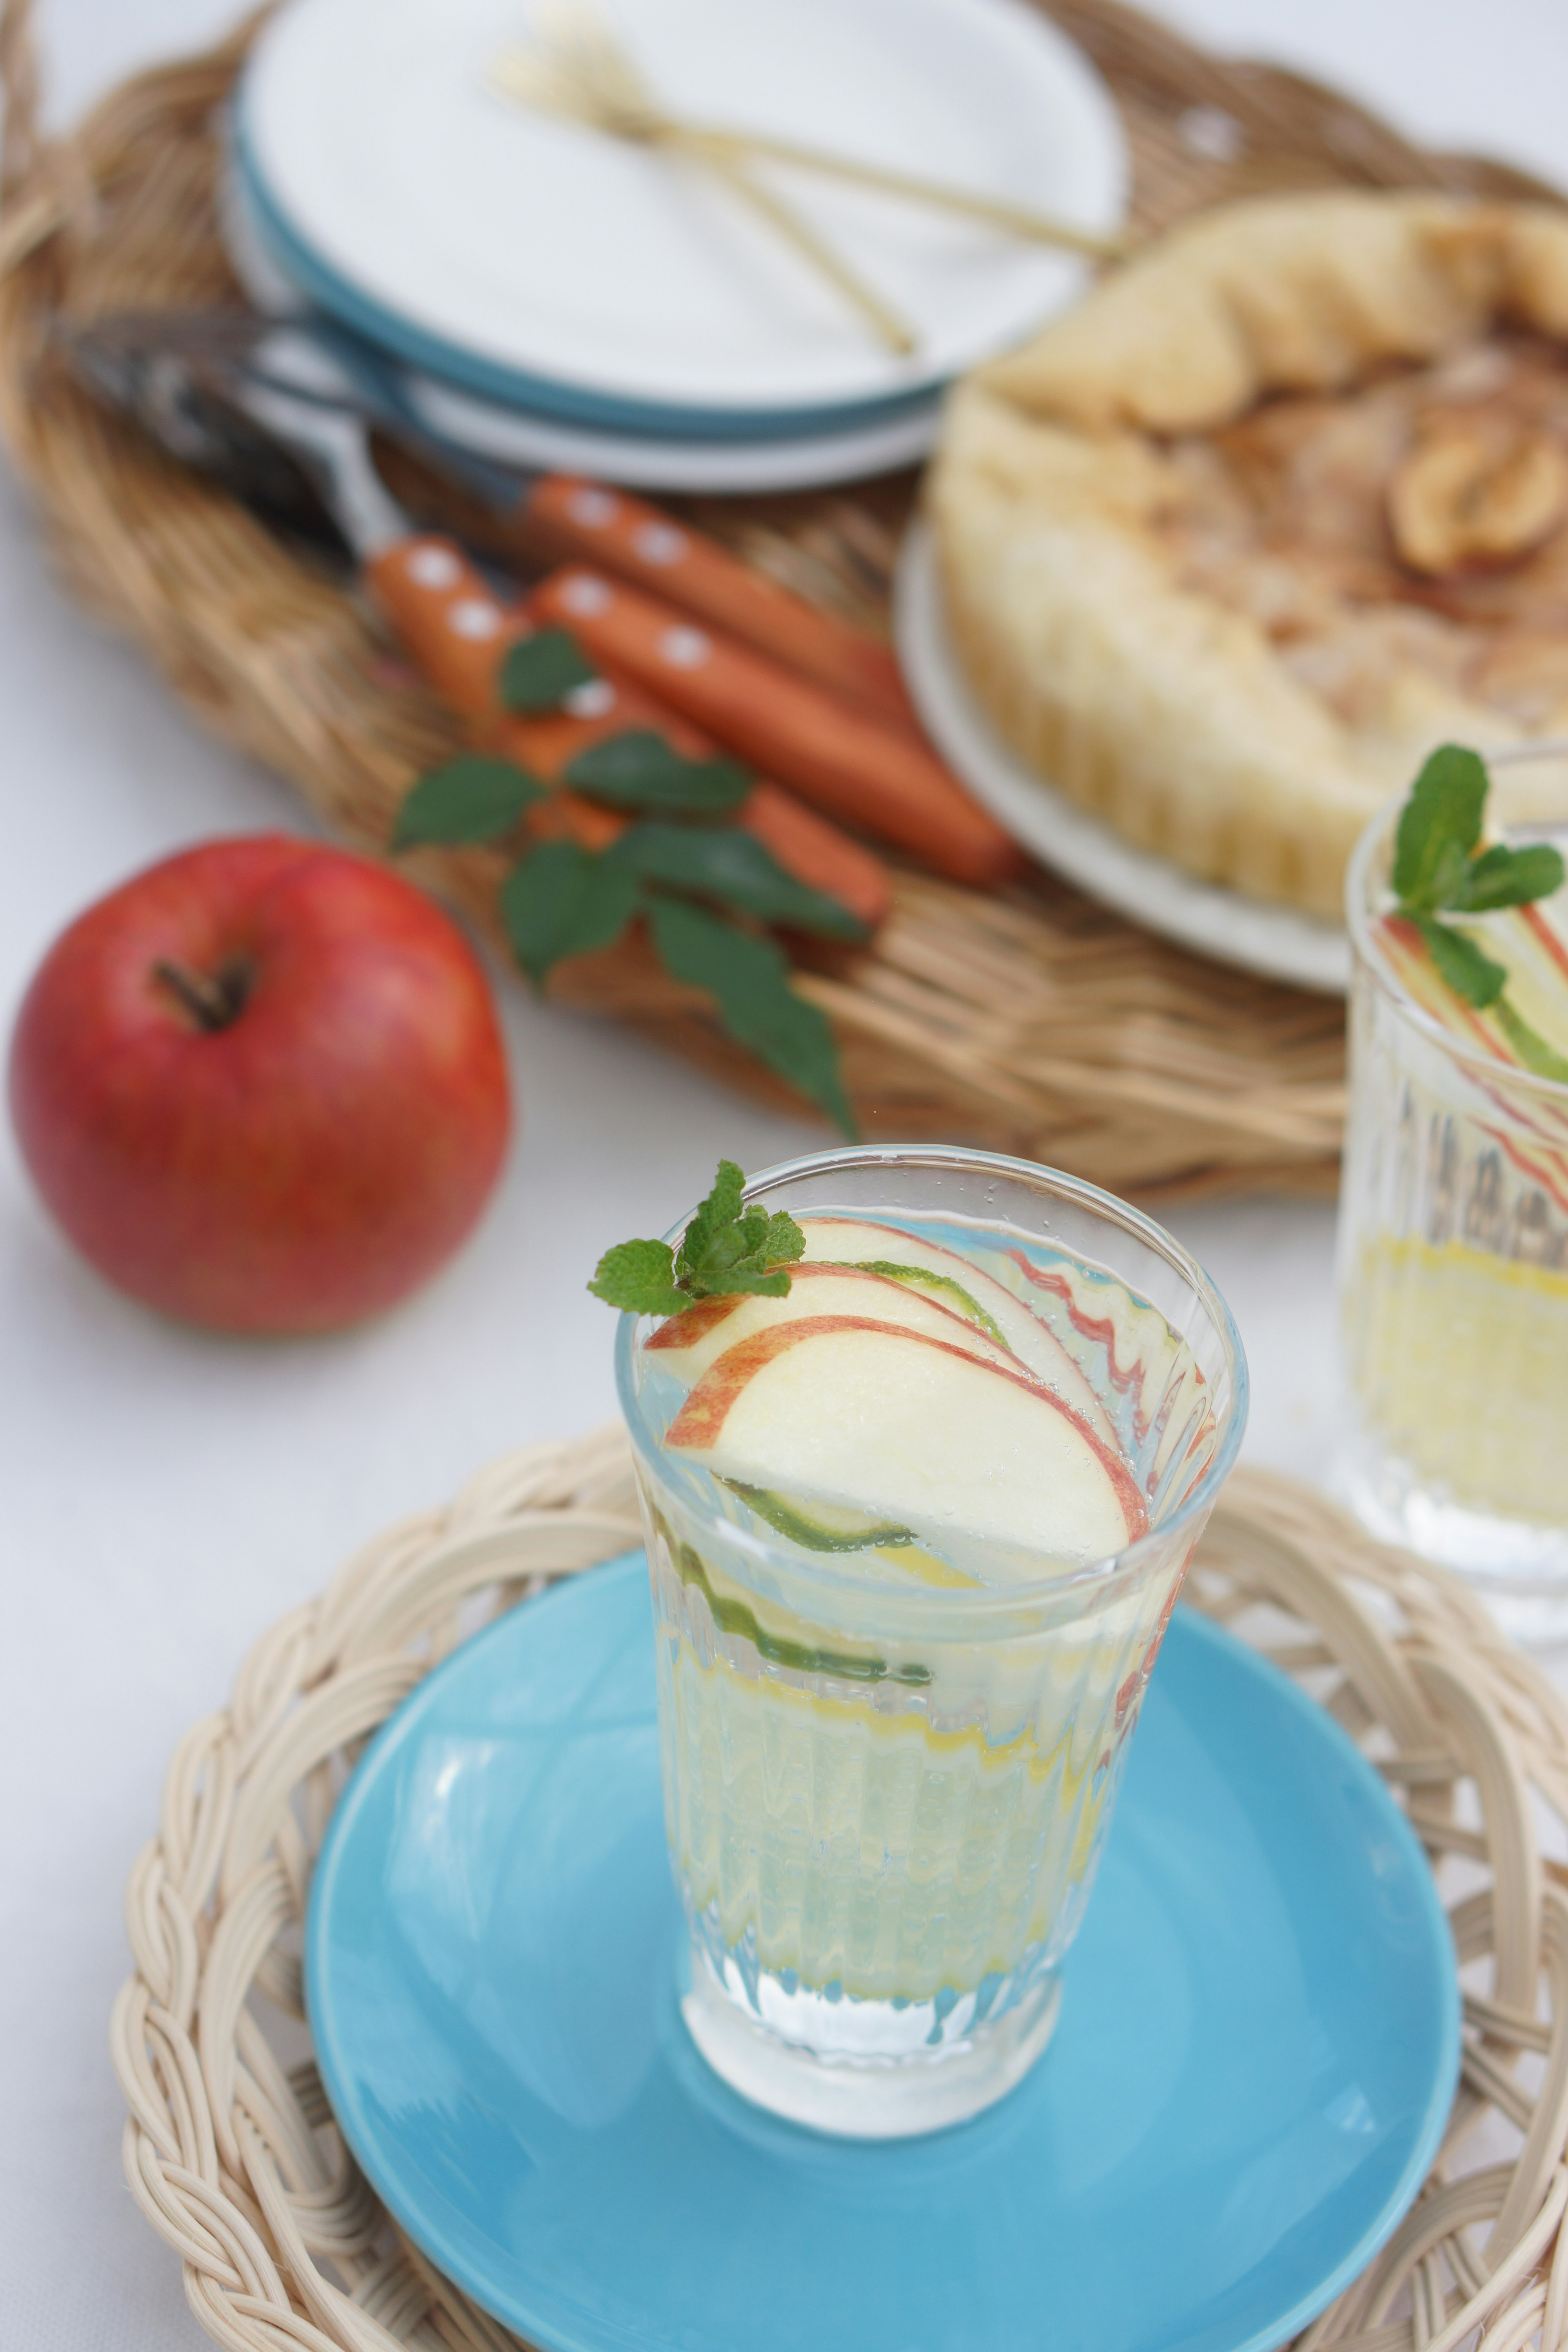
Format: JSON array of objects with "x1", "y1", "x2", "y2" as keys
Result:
[
  {"x1": 1338, "y1": 773, "x2": 1568, "y2": 1646},
  {"x1": 616, "y1": 1147, "x2": 1247, "y2": 2137}
]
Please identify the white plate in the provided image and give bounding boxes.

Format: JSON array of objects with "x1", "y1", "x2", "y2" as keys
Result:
[
  {"x1": 238, "y1": 0, "x2": 1125, "y2": 431},
  {"x1": 223, "y1": 167, "x2": 943, "y2": 491},
  {"x1": 401, "y1": 372, "x2": 940, "y2": 491},
  {"x1": 894, "y1": 525, "x2": 1352, "y2": 994}
]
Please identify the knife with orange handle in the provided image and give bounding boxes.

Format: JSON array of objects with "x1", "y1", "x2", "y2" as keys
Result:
[
  {"x1": 369, "y1": 534, "x2": 893, "y2": 931},
  {"x1": 516, "y1": 476, "x2": 923, "y2": 740},
  {"x1": 64, "y1": 315, "x2": 898, "y2": 928},
  {"x1": 530, "y1": 567, "x2": 1023, "y2": 891},
  {"x1": 69, "y1": 310, "x2": 930, "y2": 740}
]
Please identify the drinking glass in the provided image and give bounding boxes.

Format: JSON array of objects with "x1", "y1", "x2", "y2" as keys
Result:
[
  {"x1": 1338, "y1": 768, "x2": 1568, "y2": 1645},
  {"x1": 616, "y1": 1146, "x2": 1247, "y2": 2137}
]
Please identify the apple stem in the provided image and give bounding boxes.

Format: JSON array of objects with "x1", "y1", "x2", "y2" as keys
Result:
[{"x1": 153, "y1": 958, "x2": 251, "y2": 1033}]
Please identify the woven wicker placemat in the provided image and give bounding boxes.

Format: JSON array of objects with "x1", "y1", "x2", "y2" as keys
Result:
[
  {"x1": 0, "y1": 1, "x2": 1560, "y2": 1198},
  {"x1": 111, "y1": 1427, "x2": 1568, "y2": 2352}
]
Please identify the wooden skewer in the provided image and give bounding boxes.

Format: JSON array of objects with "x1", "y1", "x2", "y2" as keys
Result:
[
  {"x1": 659, "y1": 125, "x2": 1127, "y2": 263},
  {"x1": 696, "y1": 151, "x2": 917, "y2": 354},
  {"x1": 490, "y1": 31, "x2": 1128, "y2": 267},
  {"x1": 489, "y1": 49, "x2": 918, "y2": 353}
]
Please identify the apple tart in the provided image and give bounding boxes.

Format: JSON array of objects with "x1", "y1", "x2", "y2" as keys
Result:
[{"x1": 929, "y1": 194, "x2": 1568, "y2": 918}]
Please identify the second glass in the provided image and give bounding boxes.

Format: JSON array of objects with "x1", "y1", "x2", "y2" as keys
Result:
[
  {"x1": 1338, "y1": 768, "x2": 1568, "y2": 1644},
  {"x1": 617, "y1": 1147, "x2": 1247, "y2": 2137}
]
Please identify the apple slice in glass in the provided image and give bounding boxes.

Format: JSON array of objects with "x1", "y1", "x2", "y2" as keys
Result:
[
  {"x1": 665, "y1": 1314, "x2": 1147, "y2": 1571},
  {"x1": 796, "y1": 1216, "x2": 1116, "y2": 1443},
  {"x1": 644, "y1": 1261, "x2": 1025, "y2": 1385}
]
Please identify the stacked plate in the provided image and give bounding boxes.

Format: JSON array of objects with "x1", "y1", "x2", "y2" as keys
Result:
[{"x1": 226, "y1": 0, "x2": 1127, "y2": 494}]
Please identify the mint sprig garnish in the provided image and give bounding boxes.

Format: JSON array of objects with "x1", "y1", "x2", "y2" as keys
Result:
[
  {"x1": 589, "y1": 1158, "x2": 805, "y2": 1318},
  {"x1": 499, "y1": 629, "x2": 599, "y2": 712},
  {"x1": 393, "y1": 754, "x2": 546, "y2": 849},
  {"x1": 1392, "y1": 746, "x2": 1566, "y2": 1053},
  {"x1": 564, "y1": 731, "x2": 751, "y2": 818},
  {"x1": 394, "y1": 624, "x2": 865, "y2": 1136}
]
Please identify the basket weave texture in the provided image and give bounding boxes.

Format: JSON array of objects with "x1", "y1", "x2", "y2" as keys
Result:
[
  {"x1": 110, "y1": 1428, "x2": 1568, "y2": 2352},
  {"x1": 13, "y1": 2, "x2": 1565, "y2": 1199}
]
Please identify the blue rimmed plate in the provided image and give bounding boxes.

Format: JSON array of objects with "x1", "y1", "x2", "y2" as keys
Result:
[
  {"x1": 235, "y1": 0, "x2": 1125, "y2": 438},
  {"x1": 306, "y1": 1554, "x2": 1458, "y2": 2352}
]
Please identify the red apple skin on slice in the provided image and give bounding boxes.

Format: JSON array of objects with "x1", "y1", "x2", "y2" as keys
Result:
[
  {"x1": 665, "y1": 1314, "x2": 1147, "y2": 1567},
  {"x1": 644, "y1": 1262, "x2": 1025, "y2": 1383},
  {"x1": 796, "y1": 1215, "x2": 1116, "y2": 1445}
]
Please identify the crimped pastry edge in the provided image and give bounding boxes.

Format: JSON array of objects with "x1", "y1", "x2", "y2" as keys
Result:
[{"x1": 931, "y1": 193, "x2": 1568, "y2": 919}]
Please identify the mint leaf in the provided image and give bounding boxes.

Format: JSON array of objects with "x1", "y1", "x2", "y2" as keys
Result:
[
  {"x1": 564, "y1": 731, "x2": 752, "y2": 818},
  {"x1": 499, "y1": 629, "x2": 598, "y2": 713},
  {"x1": 500, "y1": 840, "x2": 641, "y2": 986},
  {"x1": 394, "y1": 755, "x2": 545, "y2": 849},
  {"x1": 590, "y1": 1156, "x2": 808, "y2": 1318},
  {"x1": 1394, "y1": 746, "x2": 1489, "y2": 911},
  {"x1": 1414, "y1": 916, "x2": 1508, "y2": 1009},
  {"x1": 695, "y1": 1267, "x2": 794, "y2": 1298},
  {"x1": 675, "y1": 1160, "x2": 747, "y2": 1283},
  {"x1": 587, "y1": 1238, "x2": 687, "y2": 1316},
  {"x1": 612, "y1": 824, "x2": 866, "y2": 939},
  {"x1": 648, "y1": 896, "x2": 857, "y2": 1136},
  {"x1": 1455, "y1": 842, "x2": 1567, "y2": 912},
  {"x1": 763, "y1": 1212, "x2": 806, "y2": 1267},
  {"x1": 1496, "y1": 1000, "x2": 1568, "y2": 1083}
]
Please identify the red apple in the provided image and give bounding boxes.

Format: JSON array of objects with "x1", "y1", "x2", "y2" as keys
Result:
[{"x1": 8, "y1": 834, "x2": 512, "y2": 1333}]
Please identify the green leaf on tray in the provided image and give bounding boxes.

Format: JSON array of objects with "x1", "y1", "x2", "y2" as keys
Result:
[
  {"x1": 590, "y1": 1158, "x2": 808, "y2": 1319},
  {"x1": 564, "y1": 730, "x2": 753, "y2": 818},
  {"x1": 1413, "y1": 915, "x2": 1508, "y2": 1009},
  {"x1": 394, "y1": 755, "x2": 546, "y2": 849},
  {"x1": 613, "y1": 823, "x2": 867, "y2": 938},
  {"x1": 587, "y1": 1237, "x2": 688, "y2": 1318},
  {"x1": 500, "y1": 839, "x2": 641, "y2": 987},
  {"x1": 1392, "y1": 744, "x2": 1490, "y2": 911},
  {"x1": 649, "y1": 896, "x2": 858, "y2": 1137},
  {"x1": 499, "y1": 628, "x2": 599, "y2": 713},
  {"x1": 1454, "y1": 841, "x2": 1568, "y2": 913}
]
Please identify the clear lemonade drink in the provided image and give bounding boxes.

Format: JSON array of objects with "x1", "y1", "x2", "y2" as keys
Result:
[
  {"x1": 1339, "y1": 755, "x2": 1568, "y2": 1629},
  {"x1": 611, "y1": 1149, "x2": 1247, "y2": 2136}
]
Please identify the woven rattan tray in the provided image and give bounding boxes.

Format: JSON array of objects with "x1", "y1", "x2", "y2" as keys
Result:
[
  {"x1": 0, "y1": 2, "x2": 1561, "y2": 1198},
  {"x1": 112, "y1": 1428, "x2": 1568, "y2": 2352}
]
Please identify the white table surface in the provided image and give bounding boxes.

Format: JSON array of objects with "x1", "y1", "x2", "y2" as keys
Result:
[{"x1": 3, "y1": 3, "x2": 1565, "y2": 2342}]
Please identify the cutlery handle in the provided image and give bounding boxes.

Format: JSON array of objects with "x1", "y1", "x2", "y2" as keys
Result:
[
  {"x1": 367, "y1": 535, "x2": 891, "y2": 931},
  {"x1": 367, "y1": 535, "x2": 527, "y2": 717},
  {"x1": 530, "y1": 567, "x2": 1021, "y2": 890},
  {"x1": 522, "y1": 476, "x2": 924, "y2": 739}
]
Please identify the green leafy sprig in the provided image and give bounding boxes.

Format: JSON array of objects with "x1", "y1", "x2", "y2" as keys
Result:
[
  {"x1": 588, "y1": 1158, "x2": 805, "y2": 1318},
  {"x1": 1392, "y1": 745, "x2": 1568, "y2": 1080},
  {"x1": 392, "y1": 630, "x2": 862, "y2": 1135}
]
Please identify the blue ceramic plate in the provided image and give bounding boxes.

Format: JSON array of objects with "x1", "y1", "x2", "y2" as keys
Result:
[{"x1": 307, "y1": 1555, "x2": 1459, "y2": 2352}]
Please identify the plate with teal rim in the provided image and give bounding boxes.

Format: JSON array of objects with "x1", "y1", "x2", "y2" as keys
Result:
[
  {"x1": 221, "y1": 166, "x2": 947, "y2": 494},
  {"x1": 233, "y1": 0, "x2": 1126, "y2": 440},
  {"x1": 306, "y1": 1552, "x2": 1459, "y2": 2352}
]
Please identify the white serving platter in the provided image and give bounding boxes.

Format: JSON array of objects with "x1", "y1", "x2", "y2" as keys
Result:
[{"x1": 894, "y1": 523, "x2": 1352, "y2": 995}]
